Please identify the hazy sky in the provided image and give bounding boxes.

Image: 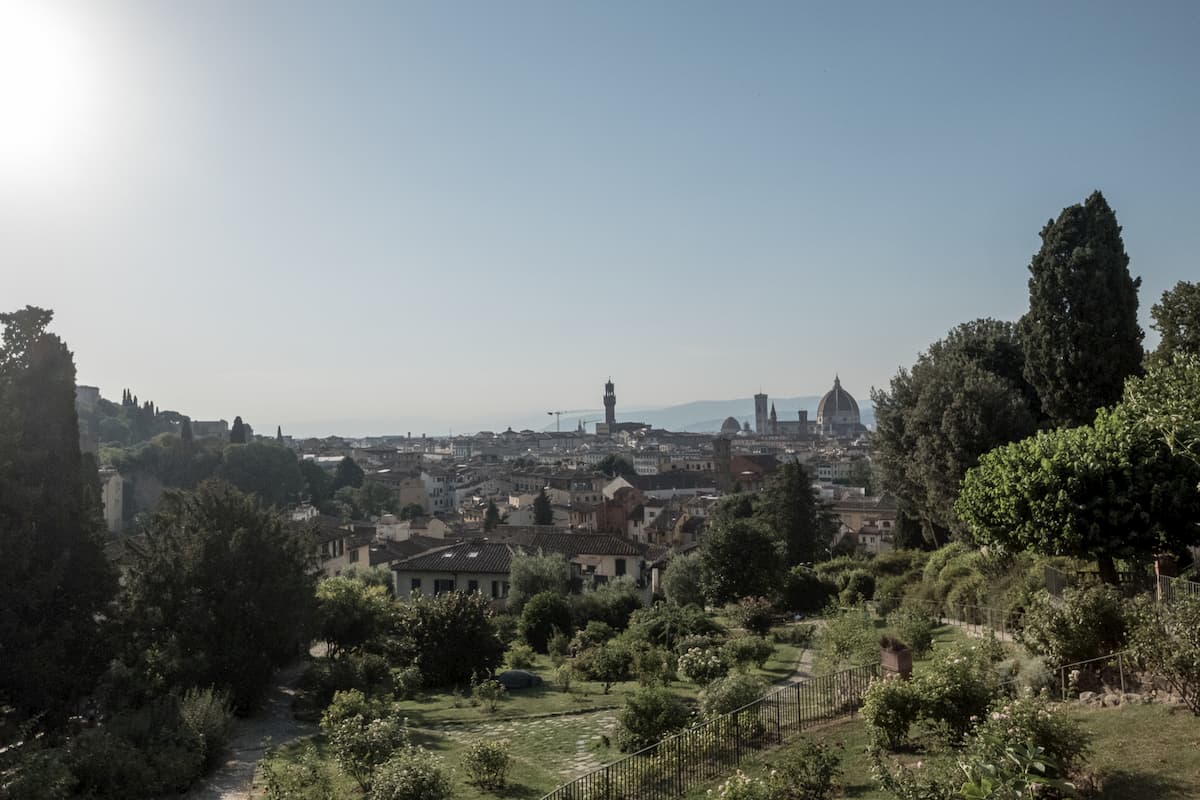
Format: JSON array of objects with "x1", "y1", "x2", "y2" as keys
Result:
[{"x1": 3, "y1": 1, "x2": 1198, "y2": 437}]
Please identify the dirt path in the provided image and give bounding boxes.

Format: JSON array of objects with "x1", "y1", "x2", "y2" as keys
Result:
[{"x1": 183, "y1": 662, "x2": 316, "y2": 800}]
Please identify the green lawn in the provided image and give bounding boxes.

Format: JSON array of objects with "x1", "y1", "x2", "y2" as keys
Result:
[{"x1": 680, "y1": 703, "x2": 1200, "y2": 799}]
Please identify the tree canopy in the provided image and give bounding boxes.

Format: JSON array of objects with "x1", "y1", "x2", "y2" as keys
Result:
[
  {"x1": 956, "y1": 405, "x2": 1200, "y2": 582},
  {"x1": 756, "y1": 461, "x2": 836, "y2": 565},
  {"x1": 533, "y1": 487, "x2": 554, "y2": 525},
  {"x1": 700, "y1": 517, "x2": 785, "y2": 604},
  {"x1": 333, "y1": 456, "x2": 365, "y2": 491},
  {"x1": 1019, "y1": 190, "x2": 1143, "y2": 427},
  {"x1": 117, "y1": 480, "x2": 318, "y2": 712},
  {"x1": 217, "y1": 440, "x2": 305, "y2": 507},
  {"x1": 1150, "y1": 280, "x2": 1200, "y2": 364},
  {"x1": 872, "y1": 319, "x2": 1040, "y2": 544}
]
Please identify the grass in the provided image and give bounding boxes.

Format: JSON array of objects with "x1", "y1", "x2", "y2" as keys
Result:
[
  {"x1": 679, "y1": 702, "x2": 1200, "y2": 799},
  {"x1": 260, "y1": 628, "x2": 809, "y2": 798}
]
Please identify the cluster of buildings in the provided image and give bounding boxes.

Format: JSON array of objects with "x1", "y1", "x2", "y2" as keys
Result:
[{"x1": 297, "y1": 377, "x2": 897, "y2": 601}]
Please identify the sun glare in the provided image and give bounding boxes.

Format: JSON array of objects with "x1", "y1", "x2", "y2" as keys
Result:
[{"x1": 0, "y1": 0, "x2": 101, "y2": 182}]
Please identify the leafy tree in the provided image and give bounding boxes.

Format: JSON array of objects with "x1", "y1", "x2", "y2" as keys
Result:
[
  {"x1": 872, "y1": 319, "x2": 1041, "y2": 544},
  {"x1": 0, "y1": 306, "x2": 116, "y2": 727},
  {"x1": 218, "y1": 440, "x2": 305, "y2": 507},
  {"x1": 335, "y1": 481, "x2": 400, "y2": 520},
  {"x1": 519, "y1": 591, "x2": 574, "y2": 652},
  {"x1": 507, "y1": 549, "x2": 571, "y2": 612},
  {"x1": 700, "y1": 518, "x2": 785, "y2": 605},
  {"x1": 595, "y1": 454, "x2": 637, "y2": 479},
  {"x1": 333, "y1": 456, "x2": 365, "y2": 491},
  {"x1": 569, "y1": 577, "x2": 643, "y2": 630},
  {"x1": 846, "y1": 458, "x2": 874, "y2": 494},
  {"x1": 300, "y1": 458, "x2": 333, "y2": 506},
  {"x1": 116, "y1": 480, "x2": 318, "y2": 712},
  {"x1": 1020, "y1": 191, "x2": 1143, "y2": 427},
  {"x1": 661, "y1": 552, "x2": 705, "y2": 607},
  {"x1": 624, "y1": 601, "x2": 721, "y2": 652},
  {"x1": 398, "y1": 502, "x2": 425, "y2": 521},
  {"x1": 390, "y1": 591, "x2": 504, "y2": 686},
  {"x1": 757, "y1": 461, "x2": 836, "y2": 566},
  {"x1": 1124, "y1": 352, "x2": 1200, "y2": 479},
  {"x1": 230, "y1": 415, "x2": 247, "y2": 444},
  {"x1": 578, "y1": 641, "x2": 633, "y2": 694},
  {"x1": 483, "y1": 500, "x2": 501, "y2": 532},
  {"x1": 316, "y1": 576, "x2": 395, "y2": 658},
  {"x1": 1150, "y1": 281, "x2": 1200, "y2": 364},
  {"x1": 956, "y1": 406, "x2": 1200, "y2": 583},
  {"x1": 533, "y1": 487, "x2": 554, "y2": 525}
]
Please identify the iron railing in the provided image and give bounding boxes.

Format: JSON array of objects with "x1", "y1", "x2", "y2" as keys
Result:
[
  {"x1": 867, "y1": 595, "x2": 1023, "y2": 640},
  {"x1": 541, "y1": 663, "x2": 879, "y2": 800},
  {"x1": 1157, "y1": 574, "x2": 1200, "y2": 604}
]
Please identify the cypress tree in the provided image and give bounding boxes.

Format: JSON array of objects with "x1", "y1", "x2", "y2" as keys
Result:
[
  {"x1": 230, "y1": 415, "x2": 246, "y2": 444},
  {"x1": 0, "y1": 307, "x2": 116, "y2": 725},
  {"x1": 181, "y1": 416, "x2": 194, "y2": 445},
  {"x1": 1020, "y1": 191, "x2": 1143, "y2": 427},
  {"x1": 276, "y1": 425, "x2": 283, "y2": 443}
]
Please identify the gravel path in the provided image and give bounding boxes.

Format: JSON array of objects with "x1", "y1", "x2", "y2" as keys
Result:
[{"x1": 182, "y1": 662, "x2": 316, "y2": 800}]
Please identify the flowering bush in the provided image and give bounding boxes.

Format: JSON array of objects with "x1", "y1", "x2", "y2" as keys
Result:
[
  {"x1": 369, "y1": 745, "x2": 452, "y2": 800},
  {"x1": 886, "y1": 605, "x2": 936, "y2": 658},
  {"x1": 462, "y1": 738, "x2": 512, "y2": 789},
  {"x1": 678, "y1": 647, "x2": 731, "y2": 685},
  {"x1": 327, "y1": 715, "x2": 411, "y2": 791},
  {"x1": 860, "y1": 676, "x2": 921, "y2": 750},
  {"x1": 730, "y1": 597, "x2": 776, "y2": 637},
  {"x1": 699, "y1": 671, "x2": 767, "y2": 718},
  {"x1": 709, "y1": 770, "x2": 775, "y2": 800},
  {"x1": 969, "y1": 692, "x2": 1089, "y2": 774},
  {"x1": 911, "y1": 641, "x2": 999, "y2": 741},
  {"x1": 472, "y1": 678, "x2": 506, "y2": 712}
]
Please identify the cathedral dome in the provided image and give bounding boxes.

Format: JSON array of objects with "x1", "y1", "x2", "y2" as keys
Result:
[
  {"x1": 816, "y1": 376, "x2": 861, "y2": 432},
  {"x1": 720, "y1": 416, "x2": 742, "y2": 435}
]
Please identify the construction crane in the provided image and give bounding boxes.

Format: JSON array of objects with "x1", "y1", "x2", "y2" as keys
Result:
[{"x1": 547, "y1": 409, "x2": 595, "y2": 433}]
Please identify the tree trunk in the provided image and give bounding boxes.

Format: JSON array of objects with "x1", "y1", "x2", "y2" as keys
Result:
[{"x1": 1097, "y1": 554, "x2": 1119, "y2": 585}]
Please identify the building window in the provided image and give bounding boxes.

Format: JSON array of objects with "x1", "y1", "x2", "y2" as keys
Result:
[
  {"x1": 434, "y1": 578, "x2": 455, "y2": 595},
  {"x1": 615, "y1": 558, "x2": 626, "y2": 576},
  {"x1": 491, "y1": 580, "x2": 500, "y2": 598},
  {"x1": 411, "y1": 578, "x2": 422, "y2": 593},
  {"x1": 349, "y1": 549, "x2": 359, "y2": 563},
  {"x1": 468, "y1": 579, "x2": 479, "y2": 593}
]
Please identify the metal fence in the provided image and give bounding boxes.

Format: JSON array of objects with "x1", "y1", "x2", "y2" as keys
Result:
[
  {"x1": 541, "y1": 663, "x2": 879, "y2": 800},
  {"x1": 1157, "y1": 574, "x2": 1200, "y2": 604},
  {"x1": 867, "y1": 595, "x2": 1023, "y2": 641}
]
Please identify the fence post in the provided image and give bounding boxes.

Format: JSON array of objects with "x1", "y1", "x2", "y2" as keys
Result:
[{"x1": 1118, "y1": 653, "x2": 1127, "y2": 695}]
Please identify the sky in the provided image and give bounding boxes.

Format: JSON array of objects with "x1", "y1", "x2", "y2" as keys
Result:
[{"x1": 2, "y1": 1, "x2": 1198, "y2": 437}]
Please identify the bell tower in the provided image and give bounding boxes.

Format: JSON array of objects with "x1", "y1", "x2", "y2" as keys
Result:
[{"x1": 603, "y1": 378, "x2": 616, "y2": 426}]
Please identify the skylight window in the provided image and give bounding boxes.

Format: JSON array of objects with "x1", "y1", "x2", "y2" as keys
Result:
[
  {"x1": 442, "y1": 552, "x2": 454, "y2": 558},
  {"x1": 467, "y1": 552, "x2": 479, "y2": 558}
]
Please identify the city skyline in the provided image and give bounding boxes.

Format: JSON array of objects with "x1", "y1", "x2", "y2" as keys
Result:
[{"x1": 4, "y1": 1, "x2": 1198, "y2": 432}]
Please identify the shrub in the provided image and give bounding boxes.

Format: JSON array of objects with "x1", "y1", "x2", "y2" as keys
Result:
[
  {"x1": 571, "y1": 578, "x2": 643, "y2": 630},
  {"x1": 327, "y1": 715, "x2": 410, "y2": 791},
  {"x1": 392, "y1": 666, "x2": 424, "y2": 700},
  {"x1": 626, "y1": 602, "x2": 722, "y2": 651},
  {"x1": 393, "y1": 590, "x2": 505, "y2": 687},
  {"x1": 570, "y1": 620, "x2": 616, "y2": 655},
  {"x1": 578, "y1": 641, "x2": 633, "y2": 693},
  {"x1": 971, "y1": 692, "x2": 1089, "y2": 772},
  {"x1": 675, "y1": 633, "x2": 725, "y2": 655},
  {"x1": 677, "y1": 647, "x2": 730, "y2": 685},
  {"x1": 774, "y1": 739, "x2": 842, "y2": 800},
  {"x1": 506, "y1": 642, "x2": 537, "y2": 670},
  {"x1": 996, "y1": 655, "x2": 1055, "y2": 697},
  {"x1": 772, "y1": 624, "x2": 815, "y2": 648},
  {"x1": 1127, "y1": 593, "x2": 1200, "y2": 714},
  {"x1": 872, "y1": 575, "x2": 910, "y2": 615},
  {"x1": 0, "y1": 745, "x2": 74, "y2": 800},
  {"x1": 870, "y1": 549, "x2": 927, "y2": 578},
  {"x1": 1018, "y1": 584, "x2": 1127, "y2": 666},
  {"x1": 316, "y1": 575, "x2": 393, "y2": 657},
  {"x1": 912, "y1": 641, "x2": 999, "y2": 742},
  {"x1": 179, "y1": 686, "x2": 234, "y2": 768},
  {"x1": 320, "y1": 689, "x2": 390, "y2": 731},
  {"x1": 662, "y1": 552, "x2": 706, "y2": 608},
  {"x1": 492, "y1": 613, "x2": 519, "y2": 645},
  {"x1": 813, "y1": 556, "x2": 867, "y2": 585},
  {"x1": 815, "y1": 607, "x2": 877, "y2": 673},
  {"x1": 778, "y1": 567, "x2": 838, "y2": 614},
  {"x1": 886, "y1": 605, "x2": 935, "y2": 657},
  {"x1": 723, "y1": 636, "x2": 775, "y2": 669},
  {"x1": 837, "y1": 570, "x2": 875, "y2": 605},
  {"x1": 547, "y1": 628, "x2": 571, "y2": 663},
  {"x1": 729, "y1": 596, "x2": 775, "y2": 637},
  {"x1": 632, "y1": 645, "x2": 677, "y2": 686},
  {"x1": 555, "y1": 662, "x2": 576, "y2": 692},
  {"x1": 709, "y1": 770, "x2": 774, "y2": 800},
  {"x1": 69, "y1": 729, "x2": 156, "y2": 799},
  {"x1": 860, "y1": 677, "x2": 921, "y2": 750},
  {"x1": 699, "y1": 671, "x2": 766, "y2": 718},
  {"x1": 300, "y1": 653, "x2": 393, "y2": 710},
  {"x1": 520, "y1": 591, "x2": 574, "y2": 653},
  {"x1": 473, "y1": 678, "x2": 506, "y2": 712},
  {"x1": 261, "y1": 742, "x2": 336, "y2": 800},
  {"x1": 369, "y1": 745, "x2": 452, "y2": 800},
  {"x1": 462, "y1": 738, "x2": 512, "y2": 789},
  {"x1": 616, "y1": 686, "x2": 691, "y2": 752}
]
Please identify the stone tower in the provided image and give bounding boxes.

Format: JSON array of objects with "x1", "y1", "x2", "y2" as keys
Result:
[
  {"x1": 754, "y1": 392, "x2": 768, "y2": 434},
  {"x1": 604, "y1": 378, "x2": 616, "y2": 426},
  {"x1": 712, "y1": 436, "x2": 732, "y2": 492}
]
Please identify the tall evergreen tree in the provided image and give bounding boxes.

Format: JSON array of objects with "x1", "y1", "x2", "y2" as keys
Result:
[
  {"x1": 180, "y1": 415, "x2": 194, "y2": 445},
  {"x1": 1020, "y1": 191, "x2": 1143, "y2": 427},
  {"x1": 230, "y1": 415, "x2": 247, "y2": 444},
  {"x1": 756, "y1": 462, "x2": 835, "y2": 565},
  {"x1": 276, "y1": 424, "x2": 284, "y2": 443},
  {"x1": 0, "y1": 307, "x2": 116, "y2": 726},
  {"x1": 332, "y1": 455, "x2": 364, "y2": 491},
  {"x1": 533, "y1": 488, "x2": 554, "y2": 526},
  {"x1": 483, "y1": 499, "x2": 501, "y2": 531}
]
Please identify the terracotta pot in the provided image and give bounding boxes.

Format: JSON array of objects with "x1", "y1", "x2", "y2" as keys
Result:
[{"x1": 881, "y1": 646, "x2": 913, "y2": 678}]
